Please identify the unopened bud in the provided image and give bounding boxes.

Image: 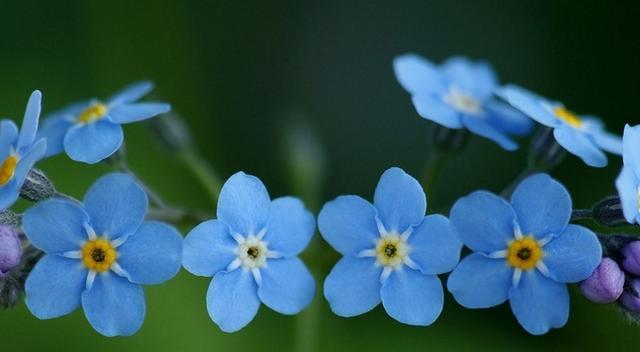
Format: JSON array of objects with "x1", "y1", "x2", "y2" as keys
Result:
[
  {"x1": 0, "y1": 226, "x2": 22, "y2": 276},
  {"x1": 592, "y1": 196, "x2": 627, "y2": 227},
  {"x1": 621, "y1": 279, "x2": 640, "y2": 312},
  {"x1": 622, "y1": 241, "x2": 640, "y2": 275},
  {"x1": 0, "y1": 210, "x2": 20, "y2": 227},
  {"x1": 580, "y1": 257, "x2": 624, "y2": 304},
  {"x1": 20, "y1": 168, "x2": 55, "y2": 202},
  {"x1": 147, "y1": 112, "x2": 193, "y2": 153},
  {"x1": 430, "y1": 124, "x2": 469, "y2": 152},
  {"x1": 528, "y1": 127, "x2": 566, "y2": 170}
]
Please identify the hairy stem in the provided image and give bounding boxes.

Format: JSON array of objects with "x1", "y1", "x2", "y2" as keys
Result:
[{"x1": 179, "y1": 150, "x2": 223, "y2": 206}]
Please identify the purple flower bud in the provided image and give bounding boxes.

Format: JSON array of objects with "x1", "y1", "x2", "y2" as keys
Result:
[
  {"x1": 0, "y1": 225, "x2": 22, "y2": 276},
  {"x1": 621, "y1": 279, "x2": 640, "y2": 312},
  {"x1": 580, "y1": 257, "x2": 625, "y2": 304},
  {"x1": 622, "y1": 241, "x2": 640, "y2": 275}
]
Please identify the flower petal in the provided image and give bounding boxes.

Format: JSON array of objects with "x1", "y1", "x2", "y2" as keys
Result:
[
  {"x1": 17, "y1": 90, "x2": 42, "y2": 151},
  {"x1": 264, "y1": 197, "x2": 315, "y2": 258},
  {"x1": 411, "y1": 93, "x2": 463, "y2": 129},
  {"x1": 38, "y1": 112, "x2": 75, "y2": 158},
  {"x1": 447, "y1": 253, "x2": 512, "y2": 308},
  {"x1": 408, "y1": 214, "x2": 462, "y2": 275},
  {"x1": 207, "y1": 269, "x2": 260, "y2": 333},
  {"x1": 509, "y1": 270, "x2": 569, "y2": 335},
  {"x1": 64, "y1": 119, "x2": 123, "y2": 164},
  {"x1": 318, "y1": 195, "x2": 379, "y2": 255},
  {"x1": 183, "y1": 220, "x2": 238, "y2": 277},
  {"x1": 484, "y1": 100, "x2": 533, "y2": 136},
  {"x1": 590, "y1": 129, "x2": 622, "y2": 155},
  {"x1": 108, "y1": 81, "x2": 154, "y2": 105},
  {"x1": 542, "y1": 224, "x2": 602, "y2": 283},
  {"x1": 441, "y1": 56, "x2": 497, "y2": 100},
  {"x1": 0, "y1": 119, "x2": 18, "y2": 152},
  {"x1": 23, "y1": 199, "x2": 89, "y2": 254},
  {"x1": 14, "y1": 139, "x2": 46, "y2": 184},
  {"x1": 616, "y1": 166, "x2": 640, "y2": 224},
  {"x1": 117, "y1": 221, "x2": 183, "y2": 285},
  {"x1": 108, "y1": 102, "x2": 171, "y2": 124},
  {"x1": 497, "y1": 85, "x2": 560, "y2": 128},
  {"x1": 217, "y1": 171, "x2": 271, "y2": 236},
  {"x1": 25, "y1": 255, "x2": 86, "y2": 319},
  {"x1": 392, "y1": 54, "x2": 445, "y2": 95},
  {"x1": 553, "y1": 125, "x2": 607, "y2": 167},
  {"x1": 323, "y1": 256, "x2": 381, "y2": 317},
  {"x1": 381, "y1": 268, "x2": 443, "y2": 326},
  {"x1": 374, "y1": 167, "x2": 426, "y2": 233},
  {"x1": 462, "y1": 115, "x2": 518, "y2": 151},
  {"x1": 81, "y1": 273, "x2": 145, "y2": 337},
  {"x1": 623, "y1": 124, "x2": 640, "y2": 171},
  {"x1": 258, "y1": 257, "x2": 315, "y2": 314}
]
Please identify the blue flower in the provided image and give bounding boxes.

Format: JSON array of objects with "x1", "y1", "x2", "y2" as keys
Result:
[
  {"x1": 498, "y1": 85, "x2": 622, "y2": 167},
  {"x1": 318, "y1": 167, "x2": 462, "y2": 325},
  {"x1": 447, "y1": 174, "x2": 602, "y2": 335},
  {"x1": 22, "y1": 173, "x2": 183, "y2": 337},
  {"x1": 182, "y1": 172, "x2": 316, "y2": 332},
  {"x1": 0, "y1": 90, "x2": 47, "y2": 209},
  {"x1": 37, "y1": 81, "x2": 170, "y2": 164},
  {"x1": 616, "y1": 124, "x2": 640, "y2": 224},
  {"x1": 393, "y1": 54, "x2": 533, "y2": 150}
]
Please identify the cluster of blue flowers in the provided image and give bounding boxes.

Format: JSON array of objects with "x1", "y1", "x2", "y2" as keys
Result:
[{"x1": 0, "y1": 53, "x2": 638, "y2": 338}]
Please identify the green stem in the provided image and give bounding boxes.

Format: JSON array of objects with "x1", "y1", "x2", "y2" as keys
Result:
[
  {"x1": 179, "y1": 149, "x2": 223, "y2": 206},
  {"x1": 293, "y1": 266, "x2": 321, "y2": 352},
  {"x1": 420, "y1": 149, "x2": 447, "y2": 198}
]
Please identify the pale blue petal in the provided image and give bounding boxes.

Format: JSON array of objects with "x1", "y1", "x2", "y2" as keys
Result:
[
  {"x1": 392, "y1": 54, "x2": 445, "y2": 95},
  {"x1": 318, "y1": 196, "x2": 379, "y2": 255},
  {"x1": 411, "y1": 93, "x2": 463, "y2": 129},
  {"x1": 509, "y1": 270, "x2": 569, "y2": 335},
  {"x1": 38, "y1": 114, "x2": 74, "y2": 157},
  {"x1": 511, "y1": 173, "x2": 571, "y2": 237},
  {"x1": 553, "y1": 125, "x2": 607, "y2": 167},
  {"x1": 0, "y1": 181, "x2": 20, "y2": 210},
  {"x1": 264, "y1": 197, "x2": 315, "y2": 258},
  {"x1": 257, "y1": 257, "x2": 315, "y2": 314},
  {"x1": 64, "y1": 119, "x2": 123, "y2": 164},
  {"x1": 484, "y1": 100, "x2": 533, "y2": 136},
  {"x1": 590, "y1": 129, "x2": 622, "y2": 155},
  {"x1": 217, "y1": 172, "x2": 271, "y2": 236},
  {"x1": 17, "y1": 90, "x2": 42, "y2": 151},
  {"x1": 374, "y1": 167, "x2": 426, "y2": 233},
  {"x1": 462, "y1": 115, "x2": 518, "y2": 151},
  {"x1": 183, "y1": 220, "x2": 237, "y2": 277},
  {"x1": 23, "y1": 199, "x2": 89, "y2": 254},
  {"x1": 108, "y1": 81, "x2": 154, "y2": 106},
  {"x1": 207, "y1": 269, "x2": 260, "y2": 333},
  {"x1": 623, "y1": 124, "x2": 640, "y2": 171},
  {"x1": 542, "y1": 224, "x2": 602, "y2": 283},
  {"x1": 497, "y1": 85, "x2": 560, "y2": 127},
  {"x1": 14, "y1": 139, "x2": 46, "y2": 184},
  {"x1": 441, "y1": 57, "x2": 497, "y2": 100},
  {"x1": 0, "y1": 120, "x2": 18, "y2": 153},
  {"x1": 25, "y1": 255, "x2": 86, "y2": 319},
  {"x1": 447, "y1": 253, "x2": 512, "y2": 308},
  {"x1": 323, "y1": 256, "x2": 381, "y2": 317},
  {"x1": 616, "y1": 166, "x2": 640, "y2": 224},
  {"x1": 108, "y1": 102, "x2": 170, "y2": 124},
  {"x1": 381, "y1": 268, "x2": 443, "y2": 326},
  {"x1": 408, "y1": 214, "x2": 462, "y2": 275}
]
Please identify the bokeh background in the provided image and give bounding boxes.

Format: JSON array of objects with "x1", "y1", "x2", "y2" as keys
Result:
[{"x1": 1, "y1": 0, "x2": 639, "y2": 351}]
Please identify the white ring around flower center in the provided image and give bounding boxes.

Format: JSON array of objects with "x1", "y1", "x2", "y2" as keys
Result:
[
  {"x1": 442, "y1": 87, "x2": 482, "y2": 115},
  {"x1": 235, "y1": 234, "x2": 270, "y2": 269}
]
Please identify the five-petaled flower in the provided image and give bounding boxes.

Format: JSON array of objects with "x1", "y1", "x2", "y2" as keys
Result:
[
  {"x1": 37, "y1": 81, "x2": 170, "y2": 164},
  {"x1": 616, "y1": 124, "x2": 640, "y2": 224},
  {"x1": 447, "y1": 174, "x2": 602, "y2": 335},
  {"x1": 23, "y1": 173, "x2": 183, "y2": 337},
  {"x1": 0, "y1": 90, "x2": 47, "y2": 209},
  {"x1": 182, "y1": 171, "x2": 316, "y2": 332},
  {"x1": 393, "y1": 54, "x2": 532, "y2": 150},
  {"x1": 318, "y1": 167, "x2": 462, "y2": 326},
  {"x1": 498, "y1": 85, "x2": 622, "y2": 167}
]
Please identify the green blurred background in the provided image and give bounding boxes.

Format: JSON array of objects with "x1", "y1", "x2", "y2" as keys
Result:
[{"x1": 1, "y1": 0, "x2": 639, "y2": 351}]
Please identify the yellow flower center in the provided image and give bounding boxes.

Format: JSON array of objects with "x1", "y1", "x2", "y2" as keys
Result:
[
  {"x1": 82, "y1": 238, "x2": 116, "y2": 272},
  {"x1": 0, "y1": 155, "x2": 18, "y2": 187},
  {"x1": 553, "y1": 106, "x2": 583, "y2": 128},
  {"x1": 507, "y1": 236, "x2": 543, "y2": 270},
  {"x1": 77, "y1": 103, "x2": 108, "y2": 124},
  {"x1": 375, "y1": 233, "x2": 407, "y2": 267}
]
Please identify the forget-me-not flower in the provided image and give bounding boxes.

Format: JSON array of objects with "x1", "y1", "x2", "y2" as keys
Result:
[
  {"x1": 23, "y1": 173, "x2": 183, "y2": 337},
  {"x1": 393, "y1": 54, "x2": 533, "y2": 150},
  {"x1": 182, "y1": 172, "x2": 316, "y2": 333},
  {"x1": 0, "y1": 90, "x2": 47, "y2": 209},
  {"x1": 616, "y1": 124, "x2": 640, "y2": 224},
  {"x1": 37, "y1": 81, "x2": 170, "y2": 164},
  {"x1": 498, "y1": 84, "x2": 622, "y2": 167},
  {"x1": 447, "y1": 174, "x2": 602, "y2": 335},
  {"x1": 318, "y1": 167, "x2": 462, "y2": 325}
]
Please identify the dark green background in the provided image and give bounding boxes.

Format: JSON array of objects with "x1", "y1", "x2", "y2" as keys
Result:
[{"x1": 1, "y1": 1, "x2": 639, "y2": 351}]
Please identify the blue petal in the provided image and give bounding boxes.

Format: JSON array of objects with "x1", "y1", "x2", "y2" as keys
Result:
[
  {"x1": 17, "y1": 90, "x2": 42, "y2": 151},
  {"x1": 616, "y1": 166, "x2": 640, "y2": 224},
  {"x1": 381, "y1": 268, "x2": 443, "y2": 326},
  {"x1": 441, "y1": 56, "x2": 497, "y2": 100},
  {"x1": 508, "y1": 270, "x2": 569, "y2": 335},
  {"x1": 0, "y1": 183, "x2": 20, "y2": 210},
  {"x1": 0, "y1": 120, "x2": 18, "y2": 153},
  {"x1": 64, "y1": 119, "x2": 123, "y2": 164},
  {"x1": 450, "y1": 191, "x2": 516, "y2": 253},
  {"x1": 217, "y1": 171, "x2": 271, "y2": 236},
  {"x1": 257, "y1": 257, "x2": 315, "y2": 314},
  {"x1": 318, "y1": 195, "x2": 379, "y2": 255},
  {"x1": 117, "y1": 221, "x2": 183, "y2": 285},
  {"x1": 14, "y1": 138, "x2": 46, "y2": 183},
  {"x1": 542, "y1": 224, "x2": 602, "y2": 283},
  {"x1": 462, "y1": 115, "x2": 518, "y2": 151},
  {"x1": 589, "y1": 128, "x2": 622, "y2": 155},
  {"x1": 108, "y1": 102, "x2": 171, "y2": 124},
  {"x1": 183, "y1": 220, "x2": 238, "y2": 277},
  {"x1": 81, "y1": 273, "x2": 145, "y2": 337},
  {"x1": 447, "y1": 253, "x2": 512, "y2": 308},
  {"x1": 323, "y1": 256, "x2": 381, "y2": 317},
  {"x1": 484, "y1": 100, "x2": 533, "y2": 136},
  {"x1": 108, "y1": 81, "x2": 154, "y2": 106},
  {"x1": 83, "y1": 173, "x2": 148, "y2": 240},
  {"x1": 553, "y1": 125, "x2": 607, "y2": 167},
  {"x1": 511, "y1": 173, "x2": 571, "y2": 238},
  {"x1": 264, "y1": 197, "x2": 315, "y2": 258},
  {"x1": 411, "y1": 93, "x2": 463, "y2": 129},
  {"x1": 38, "y1": 111, "x2": 76, "y2": 157},
  {"x1": 207, "y1": 269, "x2": 260, "y2": 333},
  {"x1": 25, "y1": 255, "x2": 86, "y2": 319},
  {"x1": 23, "y1": 199, "x2": 89, "y2": 254},
  {"x1": 497, "y1": 85, "x2": 560, "y2": 127},
  {"x1": 392, "y1": 54, "x2": 445, "y2": 95},
  {"x1": 408, "y1": 214, "x2": 462, "y2": 275},
  {"x1": 374, "y1": 167, "x2": 426, "y2": 233},
  {"x1": 623, "y1": 124, "x2": 640, "y2": 171}
]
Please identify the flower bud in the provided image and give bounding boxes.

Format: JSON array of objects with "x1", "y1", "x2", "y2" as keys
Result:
[
  {"x1": 621, "y1": 279, "x2": 640, "y2": 312},
  {"x1": 20, "y1": 168, "x2": 55, "y2": 202},
  {"x1": 430, "y1": 124, "x2": 469, "y2": 152},
  {"x1": 622, "y1": 241, "x2": 640, "y2": 275},
  {"x1": 0, "y1": 226, "x2": 22, "y2": 276},
  {"x1": 592, "y1": 196, "x2": 627, "y2": 227},
  {"x1": 147, "y1": 112, "x2": 193, "y2": 153},
  {"x1": 580, "y1": 257, "x2": 625, "y2": 303},
  {"x1": 0, "y1": 275, "x2": 21, "y2": 308},
  {"x1": 0, "y1": 210, "x2": 20, "y2": 228},
  {"x1": 528, "y1": 127, "x2": 566, "y2": 170}
]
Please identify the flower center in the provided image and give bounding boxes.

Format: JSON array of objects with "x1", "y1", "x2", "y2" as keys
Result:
[
  {"x1": 77, "y1": 103, "x2": 108, "y2": 124},
  {"x1": 375, "y1": 233, "x2": 408, "y2": 267},
  {"x1": 0, "y1": 155, "x2": 18, "y2": 187},
  {"x1": 443, "y1": 88, "x2": 482, "y2": 115},
  {"x1": 553, "y1": 106, "x2": 583, "y2": 128},
  {"x1": 82, "y1": 238, "x2": 116, "y2": 272},
  {"x1": 507, "y1": 236, "x2": 542, "y2": 270},
  {"x1": 237, "y1": 235, "x2": 268, "y2": 269}
]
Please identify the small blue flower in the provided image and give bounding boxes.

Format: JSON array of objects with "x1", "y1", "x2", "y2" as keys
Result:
[
  {"x1": 318, "y1": 167, "x2": 462, "y2": 326},
  {"x1": 22, "y1": 173, "x2": 183, "y2": 337},
  {"x1": 498, "y1": 84, "x2": 622, "y2": 167},
  {"x1": 37, "y1": 81, "x2": 170, "y2": 164},
  {"x1": 447, "y1": 174, "x2": 602, "y2": 335},
  {"x1": 0, "y1": 90, "x2": 47, "y2": 209},
  {"x1": 616, "y1": 124, "x2": 640, "y2": 224},
  {"x1": 182, "y1": 172, "x2": 316, "y2": 332},
  {"x1": 393, "y1": 54, "x2": 533, "y2": 150}
]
